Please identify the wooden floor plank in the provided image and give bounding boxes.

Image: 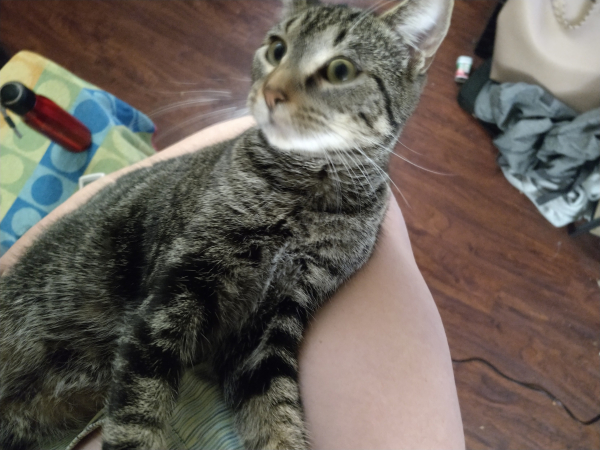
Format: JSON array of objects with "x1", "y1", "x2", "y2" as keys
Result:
[
  {"x1": 455, "y1": 359, "x2": 600, "y2": 449},
  {"x1": 1, "y1": 1, "x2": 598, "y2": 448}
]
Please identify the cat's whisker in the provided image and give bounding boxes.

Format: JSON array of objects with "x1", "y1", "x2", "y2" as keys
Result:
[
  {"x1": 209, "y1": 76, "x2": 252, "y2": 83},
  {"x1": 327, "y1": 147, "x2": 352, "y2": 182},
  {"x1": 328, "y1": 144, "x2": 362, "y2": 190},
  {"x1": 377, "y1": 130, "x2": 425, "y2": 156},
  {"x1": 351, "y1": 144, "x2": 411, "y2": 208},
  {"x1": 154, "y1": 105, "x2": 248, "y2": 143},
  {"x1": 322, "y1": 147, "x2": 343, "y2": 213},
  {"x1": 387, "y1": 151, "x2": 456, "y2": 176},
  {"x1": 167, "y1": 77, "x2": 251, "y2": 85},
  {"x1": 376, "y1": 164, "x2": 411, "y2": 208},
  {"x1": 347, "y1": 147, "x2": 377, "y2": 194},
  {"x1": 396, "y1": 140, "x2": 423, "y2": 155},
  {"x1": 149, "y1": 98, "x2": 230, "y2": 118},
  {"x1": 165, "y1": 80, "x2": 212, "y2": 86},
  {"x1": 336, "y1": 148, "x2": 368, "y2": 211},
  {"x1": 322, "y1": 126, "x2": 382, "y2": 205},
  {"x1": 168, "y1": 81, "x2": 199, "y2": 85},
  {"x1": 363, "y1": 133, "x2": 454, "y2": 177},
  {"x1": 349, "y1": 131, "x2": 455, "y2": 177},
  {"x1": 154, "y1": 89, "x2": 233, "y2": 97},
  {"x1": 326, "y1": 149, "x2": 352, "y2": 212}
]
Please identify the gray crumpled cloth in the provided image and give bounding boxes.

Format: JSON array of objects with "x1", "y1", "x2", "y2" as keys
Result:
[{"x1": 474, "y1": 81, "x2": 600, "y2": 227}]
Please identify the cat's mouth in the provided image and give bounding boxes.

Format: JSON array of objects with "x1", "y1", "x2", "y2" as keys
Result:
[{"x1": 250, "y1": 89, "x2": 353, "y2": 154}]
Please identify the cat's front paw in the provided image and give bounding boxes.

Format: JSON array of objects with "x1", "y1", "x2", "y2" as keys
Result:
[
  {"x1": 235, "y1": 378, "x2": 310, "y2": 450},
  {"x1": 263, "y1": 433, "x2": 309, "y2": 450}
]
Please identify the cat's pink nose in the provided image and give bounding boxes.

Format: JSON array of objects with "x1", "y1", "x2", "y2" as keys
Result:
[{"x1": 264, "y1": 86, "x2": 287, "y2": 111}]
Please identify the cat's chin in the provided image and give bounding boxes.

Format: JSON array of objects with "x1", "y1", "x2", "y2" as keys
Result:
[
  {"x1": 260, "y1": 124, "x2": 352, "y2": 154},
  {"x1": 252, "y1": 108, "x2": 352, "y2": 155}
]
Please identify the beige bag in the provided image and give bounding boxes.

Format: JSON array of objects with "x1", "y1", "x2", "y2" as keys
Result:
[{"x1": 491, "y1": 0, "x2": 600, "y2": 113}]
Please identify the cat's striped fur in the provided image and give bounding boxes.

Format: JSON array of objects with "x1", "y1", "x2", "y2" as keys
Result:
[{"x1": 0, "y1": 1, "x2": 453, "y2": 448}]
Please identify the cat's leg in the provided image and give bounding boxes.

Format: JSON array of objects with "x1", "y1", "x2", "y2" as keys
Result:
[
  {"x1": 102, "y1": 293, "x2": 206, "y2": 450},
  {"x1": 0, "y1": 348, "x2": 110, "y2": 450},
  {"x1": 0, "y1": 304, "x2": 110, "y2": 450},
  {"x1": 219, "y1": 297, "x2": 311, "y2": 450},
  {"x1": 0, "y1": 372, "x2": 104, "y2": 450}
]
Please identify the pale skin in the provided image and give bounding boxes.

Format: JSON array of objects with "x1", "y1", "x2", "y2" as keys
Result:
[{"x1": 0, "y1": 117, "x2": 465, "y2": 450}]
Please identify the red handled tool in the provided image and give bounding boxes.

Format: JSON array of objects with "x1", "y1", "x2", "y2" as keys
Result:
[{"x1": 0, "y1": 81, "x2": 92, "y2": 153}]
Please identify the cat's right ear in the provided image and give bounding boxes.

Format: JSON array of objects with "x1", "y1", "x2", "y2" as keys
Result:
[
  {"x1": 281, "y1": 0, "x2": 320, "y2": 17},
  {"x1": 381, "y1": 0, "x2": 454, "y2": 75}
]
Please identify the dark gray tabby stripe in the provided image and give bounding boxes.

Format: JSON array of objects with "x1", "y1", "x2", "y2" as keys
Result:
[{"x1": 372, "y1": 74, "x2": 399, "y2": 129}]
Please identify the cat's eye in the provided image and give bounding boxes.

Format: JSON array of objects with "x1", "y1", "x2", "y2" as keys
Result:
[
  {"x1": 326, "y1": 58, "x2": 357, "y2": 84},
  {"x1": 266, "y1": 39, "x2": 287, "y2": 66}
]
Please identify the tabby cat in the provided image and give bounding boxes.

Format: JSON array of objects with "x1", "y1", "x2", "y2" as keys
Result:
[{"x1": 0, "y1": 0, "x2": 453, "y2": 448}]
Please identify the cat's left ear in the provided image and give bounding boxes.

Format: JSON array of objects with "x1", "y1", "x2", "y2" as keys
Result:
[
  {"x1": 382, "y1": 0, "x2": 454, "y2": 74},
  {"x1": 281, "y1": 0, "x2": 320, "y2": 17}
]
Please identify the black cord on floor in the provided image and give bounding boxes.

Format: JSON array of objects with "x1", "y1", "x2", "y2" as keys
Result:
[{"x1": 452, "y1": 357, "x2": 600, "y2": 426}]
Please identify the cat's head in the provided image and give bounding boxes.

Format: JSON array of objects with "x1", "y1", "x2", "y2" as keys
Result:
[{"x1": 248, "y1": 0, "x2": 453, "y2": 154}]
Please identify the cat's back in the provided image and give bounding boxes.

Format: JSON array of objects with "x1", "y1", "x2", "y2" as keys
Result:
[{"x1": 0, "y1": 135, "x2": 238, "y2": 310}]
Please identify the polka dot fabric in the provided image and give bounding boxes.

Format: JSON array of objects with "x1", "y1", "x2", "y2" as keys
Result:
[{"x1": 0, "y1": 51, "x2": 156, "y2": 254}]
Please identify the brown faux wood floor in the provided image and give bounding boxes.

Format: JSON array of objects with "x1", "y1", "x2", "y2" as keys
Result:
[{"x1": 1, "y1": 1, "x2": 598, "y2": 448}]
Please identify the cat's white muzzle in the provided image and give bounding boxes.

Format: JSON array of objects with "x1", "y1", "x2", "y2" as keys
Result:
[{"x1": 251, "y1": 94, "x2": 354, "y2": 154}]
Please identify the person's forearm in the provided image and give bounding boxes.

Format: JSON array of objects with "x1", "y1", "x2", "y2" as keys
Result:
[{"x1": 299, "y1": 197, "x2": 465, "y2": 449}]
